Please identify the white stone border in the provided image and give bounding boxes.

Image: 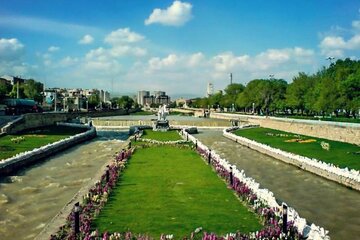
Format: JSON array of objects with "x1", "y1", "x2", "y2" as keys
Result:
[
  {"x1": 0, "y1": 124, "x2": 96, "y2": 170},
  {"x1": 224, "y1": 126, "x2": 360, "y2": 191},
  {"x1": 180, "y1": 128, "x2": 330, "y2": 240}
]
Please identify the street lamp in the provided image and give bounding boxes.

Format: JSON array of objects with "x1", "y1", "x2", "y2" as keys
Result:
[
  {"x1": 282, "y1": 203, "x2": 288, "y2": 233},
  {"x1": 74, "y1": 202, "x2": 80, "y2": 235}
]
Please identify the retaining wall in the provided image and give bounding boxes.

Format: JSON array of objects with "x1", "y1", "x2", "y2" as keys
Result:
[
  {"x1": 1, "y1": 109, "x2": 132, "y2": 134},
  {"x1": 211, "y1": 113, "x2": 360, "y2": 145},
  {"x1": 0, "y1": 126, "x2": 97, "y2": 176},
  {"x1": 92, "y1": 119, "x2": 231, "y2": 128},
  {"x1": 223, "y1": 127, "x2": 360, "y2": 191}
]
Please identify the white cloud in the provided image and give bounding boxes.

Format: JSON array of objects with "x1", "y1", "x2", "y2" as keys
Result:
[
  {"x1": 319, "y1": 14, "x2": 360, "y2": 57},
  {"x1": 104, "y1": 28, "x2": 144, "y2": 45},
  {"x1": 48, "y1": 46, "x2": 60, "y2": 52},
  {"x1": 0, "y1": 38, "x2": 24, "y2": 61},
  {"x1": 352, "y1": 20, "x2": 360, "y2": 30},
  {"x1": 148, "y1": 54, "x2": 179, "y2": 71},
  {"x1": 212, "y1": 52, "x2": 250, "y2": 72},
  {"x1": 145, "y1": 1, "x2": 192, "y2": 26},
  {"x1": 59, "y1": 56, "x2": 79, "y2": 67},
  {"x1": 78, "y1": 34, "x2": 94, "y2": 44},
  {"x1": 320, "y1": 36, "x2": 347, "y2": 49}
]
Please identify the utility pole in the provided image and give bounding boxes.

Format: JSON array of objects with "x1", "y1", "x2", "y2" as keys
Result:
[
  {"x1": 17, "y1": 81, "x2": 19, "y2": 99},
  {"x1": 230, "y1": 73, "x2": 233, "y2": 85},
  {"x1": 54, "y1": 91, "x2": 57, "y2": 112}
]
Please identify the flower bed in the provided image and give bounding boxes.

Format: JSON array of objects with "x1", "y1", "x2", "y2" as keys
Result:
[{"x1": 48, "y1": 128, "x2": 329, "y2": 240}]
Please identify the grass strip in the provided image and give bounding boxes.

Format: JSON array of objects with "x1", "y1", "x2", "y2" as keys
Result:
[
  {"x1": 92, "y1": 144, "x2": 262, "y2": 238},
  {"x1": 0, "y1": 125, "x2": 87, "y2": 160},
  {"x1": 234, "y1": 127, "x2": 360, "y2": 170},
  {"x1": 141, "y1": 129, "x2": 183, "y2": 141}
]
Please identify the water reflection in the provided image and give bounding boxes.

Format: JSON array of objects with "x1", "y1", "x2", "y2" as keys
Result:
[{"x1": 196, "y1": 130, "x2": 360, "y2": 240}]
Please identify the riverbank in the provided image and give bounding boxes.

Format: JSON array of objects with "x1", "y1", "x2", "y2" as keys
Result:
[
  {"x1": 0, "y1": 124, "x2": 96, "y2": 176},
  {"x1": 35, "y1": 140, "x2": 129, "y2": 240},
  {"x1": 223, "y1": 126, "x2": 360, "y2": 191}
]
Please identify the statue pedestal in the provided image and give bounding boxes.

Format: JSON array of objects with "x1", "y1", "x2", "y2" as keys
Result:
[{"x1": 153, "y1": 120, "x2": 169, "y2": 131}]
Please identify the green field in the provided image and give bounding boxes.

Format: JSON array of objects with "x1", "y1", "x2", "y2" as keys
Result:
[
  {"x1": 0, "y1": 126, "x2": 87, "y2": 160},
  {"x1": 92, "y1": 144, "x2": 262, "y2": 238},
  {"x1": 234, "y1": 127, "x2": 360, "y2": 170},
  {"x1": 141, "y1": 129, "x2": 183, "y2": 141}
]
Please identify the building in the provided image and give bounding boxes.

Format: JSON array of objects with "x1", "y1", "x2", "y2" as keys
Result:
[
  {"x1": 137, "y1": 91, "x2": 150, "y2": 106},
  {"x1": 137, "y1": 90, "x2": 170, "y2": 107},
  {"x1": 104, "y1": 91, "x2": 110, "y2": 102},
  {"x1": 206, "y1": 82, "x2": 214, "y2": 97}
]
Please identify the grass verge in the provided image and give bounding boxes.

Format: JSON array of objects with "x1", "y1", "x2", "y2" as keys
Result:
[
  {"x1": 92, "y1": 144, "x2": 262, "y2": 238},
  {"x1": 0, "y1": 125, "x2": 87, "y2": 160},
  {"x1": 141, "y1": 129, "x2": 183, "y2": 141},
  {"x1": 234, "y1": 127, "x2": 360, "y2": 170}
]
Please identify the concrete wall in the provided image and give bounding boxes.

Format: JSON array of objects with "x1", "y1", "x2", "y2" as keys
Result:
[
  {"x1": 211, "y1": 113, "x2": 360, "y2": 145},
  {"x1": 1, "y1": 109, "x2": 131, "y2": 134},
  {"x1": 92, "y1": 118, "x2": 232, "y2": 128}
]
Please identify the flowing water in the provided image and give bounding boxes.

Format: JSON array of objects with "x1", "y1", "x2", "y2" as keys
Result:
[
  {"x1": 0, "y1": 131, "x2": 128, "y2": 240},
  {"x1": 196, "y1": 130, "x2": 360, "y2": 240}
]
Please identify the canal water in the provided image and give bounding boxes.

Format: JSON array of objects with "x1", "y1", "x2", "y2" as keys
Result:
[
  {"x1": 196, "y1": 130, "x2": 360, "y2": 240},
  {"x1": 0, "y1": 131, "x2": 128, "y2": 240}
]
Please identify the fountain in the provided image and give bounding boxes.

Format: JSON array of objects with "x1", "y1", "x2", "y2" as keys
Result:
[{"x1": 153, "y1": 104, "x2": 169, "y2": 131}]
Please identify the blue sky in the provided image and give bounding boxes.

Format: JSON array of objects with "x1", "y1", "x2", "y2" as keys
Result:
[{"x1": 0, "y1": 0, "x2": 359, "y2": 97}]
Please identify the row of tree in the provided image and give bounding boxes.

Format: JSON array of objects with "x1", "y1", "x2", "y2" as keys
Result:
[
  {"x1": 0, "y1": 79, "x2": 44, "y2": 102},
  {"x1": 189, "y1": 58, "x2": 360, "y2": 118}
]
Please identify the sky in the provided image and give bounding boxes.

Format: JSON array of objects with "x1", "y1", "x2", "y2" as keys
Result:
[{"x1": 0, "y1": 0, "x2": 359, "y2": 98}]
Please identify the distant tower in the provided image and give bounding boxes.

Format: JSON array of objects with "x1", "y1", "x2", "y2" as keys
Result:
[
  {"x1": 206, "y1": 83, "x2": 214, "y2": 97},
  {"x1": 230, "y1": 73, "x2": 233, "y2": 85}
]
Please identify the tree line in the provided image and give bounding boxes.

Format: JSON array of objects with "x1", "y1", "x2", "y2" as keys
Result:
[
  {"x1": 0, "y1": 79, "x2": 44, "y2": 103},
  {"x1": 189, "y1": 58, "x2": 360, "y2": 118}
]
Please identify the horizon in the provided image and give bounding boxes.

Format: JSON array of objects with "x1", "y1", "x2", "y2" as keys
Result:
[{"x1": 0, "y1": 0, "x2": 359, "y2": 95}]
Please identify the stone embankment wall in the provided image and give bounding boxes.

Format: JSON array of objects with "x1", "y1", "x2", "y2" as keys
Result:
[
  {"x1": 92, "y1": 119, "x2": 231, "y2": 129},
  {"x1": 0, "y1": 125, "x2": 97, "y2": 176},
  {"x1": 211, "y1": 112, "x2": 360, "y2": 145},
  {"x1": 1, "y1": 109, "x2": 131, "y2": 134},
  {"x1": 223, "y1": 128, "x2": 360, "y2": 191}
]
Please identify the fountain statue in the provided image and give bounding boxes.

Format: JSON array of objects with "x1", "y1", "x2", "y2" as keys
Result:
[{"x1": 153, "y1": 104, "x2": 170, "y2": 131}]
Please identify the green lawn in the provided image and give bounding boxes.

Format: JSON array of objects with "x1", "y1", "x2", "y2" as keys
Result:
[
  {"x1": 234, "y1": 127, "x2": 360, "y2": 170},
  {"x1": 141, "y1": 129, "x2": 183, "y2": 141},
  {"x1": 92, "y1": 145, "x2": 262, "y2": 238},
  {"x1": 0, "y1": 125, "x2": 87, "y2": 160}
]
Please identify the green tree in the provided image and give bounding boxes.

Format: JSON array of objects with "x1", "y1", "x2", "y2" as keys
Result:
[
  {"x1": 23, "y1": 79, "x2": 44, "y2": 103},
  {"x1": 286, "y1": 72, "x2": 312, "y2": 114},
  {"x1": 117, "y1": 96, "x2": 134, "y2": 110},
  {"x1": 9, "y1": 83, "x2": 26, "y2": 99},
  {"x1": 0, "y1": 80, "x2": 12, "y2": 100},
  {"x1": 88, "y1": 94, "x2": 100, "y2": 108}
]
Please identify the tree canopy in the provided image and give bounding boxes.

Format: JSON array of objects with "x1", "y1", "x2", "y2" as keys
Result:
[{"x1": 188, "y1": 58, "x2": 360, "y2": 118}]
